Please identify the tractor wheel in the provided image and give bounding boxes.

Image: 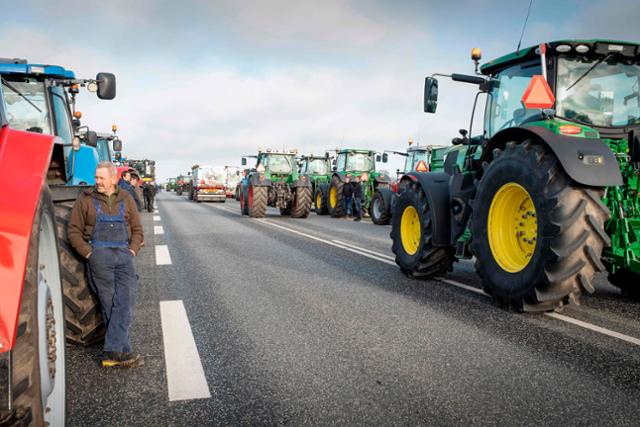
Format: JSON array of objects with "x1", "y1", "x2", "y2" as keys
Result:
[
  {"x1": 54, "y1": 202, "x2": 105, "y2": 346},
  {"x1": 371, "y1": 190, "x2": 391, "y2": 225},
  {"x1": 608, "y1": 269, "x2": 640, "y2": 300},
  {"x1": 291, "y1": 187, "x2": 312, "y2": 218},
  {"x1": 239, "y1": 187, "x2": 249, "y2": 215},
  {"x1": 314, "y1": 185, "x2": 329, "y2": 216},
  {"x1": 471, "y1": 140, "x2": 610, "y2": 311},
  {"x1": 391, "y1": 182, "x2": 455, "y2": 278},
  {"x1": 327, "y1": 176, "x2": 345, "y2": 217},
  {"x1": 9, "y1": 186, "x2": 67, "y2": 426},
  {"x1": 248, "y1": 185, "x2": 268, "y2": 218}
]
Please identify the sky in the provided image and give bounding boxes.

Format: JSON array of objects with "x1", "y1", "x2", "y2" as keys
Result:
[{"x1": 2, "y1": 0, "x2": 638, "y2": 181}]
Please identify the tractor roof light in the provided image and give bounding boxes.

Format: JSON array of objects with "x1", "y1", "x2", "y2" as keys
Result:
[
  {"x1": 112, "y1": 124, "x2": 118, "y2": 133},
  {"x1": 73, "y1": 111, "x2": 82, "y2": 119},
  {"x1": 555, "y1": 44, "x2": 572, "y2": 53},
  {"x1": 575, "y1": 44, "x2": 590, "y2": 54},
  {"x1": 471, "y1": 48, "x2": 482, "y2": 61}
]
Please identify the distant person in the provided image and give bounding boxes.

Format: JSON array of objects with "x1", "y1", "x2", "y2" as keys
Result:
[
  {"x1": 67, "y1": 162, "x2": 144, "y2": 368},
  {"x1": 352, "y1": 176, "x2": 363, "y2": 221},
  {"x1": 119, "y1": 169, "x2": 143, "y2": 211},
  {"x1": 131, "y1": 174, "x2": 144, "y2": 212},
  {"x1": 342, "y1": 174, "x2": 353, "y2": 218},
  {"x1": 143, "y1": 182, "x2": 156, "y2": 213}
]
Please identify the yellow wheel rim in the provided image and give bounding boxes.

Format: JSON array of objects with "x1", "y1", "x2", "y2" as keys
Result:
[
  {"x1": 316, "y1": 192, "x2": 322, "y2": 209},
  {"x1": 487, "y1": 183, "x2": 537, "y2": 273},
  {"x1": 329, "y1": 186, "x2": 337, "y2": 208},
  {"x1": 400, "y1": 206, "x2": 421, "y2": 255}
]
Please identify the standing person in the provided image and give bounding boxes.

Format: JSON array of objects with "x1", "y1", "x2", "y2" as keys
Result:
[
  {"x1": 131, "y1": 173, "x2": 144, "y2": 212},
  {"x1": 342, "y1": 174, "x2": 353, "y2": 218},
  {"x1": 67, "y1": 162, "x2": 144, "y2": 368},
  {"x1": 353, "y1": 176, "x2": 363, "y2": 221},
  {"x1": 119, "y1": 169, "x2": 143, "y2": 212},
  {"x1": 143, "y1": 182, "x2": 156, "y2": 213}
]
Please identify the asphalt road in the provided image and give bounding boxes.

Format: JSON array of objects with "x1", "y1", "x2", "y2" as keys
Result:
[{"x1": 66, "y1": 191, "x2": 640, "y2": 426}]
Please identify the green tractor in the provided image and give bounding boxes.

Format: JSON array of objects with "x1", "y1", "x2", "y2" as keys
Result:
[
  {"x1": 297, "y1": 153, "x2": 333, "y2": 215},
  {"x1": 239, "y1": 149, "x2": 312, "y2": 218},
  {"x1": 370, "y1": 141, "x2": 447, "y2": 225},
  {"x1": 326, "y1": 148, "x2": 391, "y2": 218},
  {"x1": 392, "y1": 40, "x2": 640, "y2": 310}
]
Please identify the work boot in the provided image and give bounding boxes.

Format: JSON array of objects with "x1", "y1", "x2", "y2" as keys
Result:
[{"x1": 102, "y1": 351, "x2": 145, "y2": 368}]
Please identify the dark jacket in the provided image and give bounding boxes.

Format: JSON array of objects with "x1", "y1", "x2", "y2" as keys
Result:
[
  {"x1": 343, "y1": 181, "x2": 354, "y2": 198},
  {"x1": 353, "y1": 181, "x2": 363, "y2": 200},
  {"x1": 143, "y1": 184, "x2": 156, "y2": 197},
  {"x1": 68, "y1": 187, "x2": 144, "y2": 258},
  {"x1": 119, "y1": 179, "x2": 143, "y2": 211}
]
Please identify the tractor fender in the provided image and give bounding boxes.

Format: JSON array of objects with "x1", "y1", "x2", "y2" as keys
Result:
[
  {"x1": 332, "y1": 173, "x2": 345, "y2": 182},
  {"x1": 376, "y1": 187, "x2": 394, "y2": 211},
  {"x1": 405, "y1": 172, "x2": 452, "y2": 247},
  {"x1": 248, "y1": 174, "x2": 271, "y2": 187},
  {"x1": 291, "y1": 176, "x2": 312, "y2": 188},
  {"x1": 0, "y1": 127, "x2": 57, "y2": 352},
  {"x1": 484, "y1": 126, "x2": 622, "y2": 187}
]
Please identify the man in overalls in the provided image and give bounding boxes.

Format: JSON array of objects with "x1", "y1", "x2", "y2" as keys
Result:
[{"x1": 68, "y1": 162, "x2": 145, "y2": 367}]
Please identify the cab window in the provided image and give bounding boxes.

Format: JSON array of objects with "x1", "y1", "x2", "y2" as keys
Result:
[
  {"x1": 51, "y1": 86, "x2": 73, "y2": 145},
  {"x1": 486, "y1": 61, "x2": 542, "y2": 138}
]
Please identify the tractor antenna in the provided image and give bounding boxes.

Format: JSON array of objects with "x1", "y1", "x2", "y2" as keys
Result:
[{"x1": 516, "y1": 0, "x2": 534, "y2": 55}]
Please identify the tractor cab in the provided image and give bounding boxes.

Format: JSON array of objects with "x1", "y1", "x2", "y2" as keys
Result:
[
  {"x1": 299, "y1": 155, "x2": 331, "y2": 176},
  {"x1": 0, "y1": 59, "x2": 115, "y2": 189}
]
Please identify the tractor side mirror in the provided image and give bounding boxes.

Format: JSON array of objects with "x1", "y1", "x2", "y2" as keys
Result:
[
  {"x1": 241, "y1": 157, "x2": 247, "y2": 166},
  {"x1": 85, "y1": 130, "x2": 98, "y2": 147},
  {"x1": 115, "y1": 152, "x2": 122, "y2": 161},
  {"x1": 382, "y1": 153, "x2": 388, "y2": 163},
  {"x1": 376, "y1": 154, "x2": 381, "y2": 162},
  {"x1": 112, "y1": 138, "x2": 122, "y2": 152},
  {"x1": 96, "y1": 72, "x2": 116, "y2": 100},
  {"x1": 424, "y1": 77, "x2": 438, "y2": 113}
]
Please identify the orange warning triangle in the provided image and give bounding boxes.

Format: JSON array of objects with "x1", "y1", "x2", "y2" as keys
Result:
[
  {"x1": 521, "y1": 75, "x2": 555, "y2": 109},
  {"x1": 415, "y1": 160, "x2": 428, "y2": 172}
]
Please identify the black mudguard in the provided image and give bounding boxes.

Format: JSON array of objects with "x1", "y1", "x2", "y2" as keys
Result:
[
  {"x1": 291, "y1": 176, "x2": 312, "y2": 188},
  {"x1": 406, "y1": 172, "x2": 452, "y2": 246},
  {"x1": 248, "y1": 174, "x2": 271, "y2": 187},
  {"x1": 486, "y1": 126, "x2": 622, "y2": 187}
]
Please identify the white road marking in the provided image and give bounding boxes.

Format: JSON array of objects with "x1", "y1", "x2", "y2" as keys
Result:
[
  {"x1": 153, "y1": 215, "x2": 161, "y2": 221},
  {"x1": 160, "y1": 300, "x2": 211, "y2": 401},
  {"x1": 544, "y1": 312, "x2": 640, "y2": 346},
  {"x1": 154, "y1": 225, "x2": 164, "y2": 235},
  {"x1": 332, "y1": 240, "x2": 395, "y2": 261},
  {"x1": 437, "y1": 278, "x2": 488, "y2": 296},
  {"x1": 213, "y1": 203, "x2": 640, "y2": 347},
  {"x1": 258, "y1": 219, "x2": 397, "y2": 266},
  {"x1": 155, "y1": 245, "x2": 172, "y2": 265}
]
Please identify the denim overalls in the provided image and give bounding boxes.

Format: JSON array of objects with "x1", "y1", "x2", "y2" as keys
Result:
[{"x1": 88, "y1": 198, "x2": 138, "y2": 353}]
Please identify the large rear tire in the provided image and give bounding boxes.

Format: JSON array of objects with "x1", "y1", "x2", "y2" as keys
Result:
[
  {"x1": 471, "y1": 141, "x2": 610, "y2": 311},
  {"x1": 371, "y1": 189, "x2": 391, "y2": 225},
  {"x1": 291, "y1": 187, "x2": 312, "y2": 218},
  {"x1": 248, "y1": 185, "x2": 268, "y2": 218},
  {"x1": 9, "y1": 186, "x2": 66, "y2": 427},
  {"x1": 391, "y1": 183, "x2": 455, "y2": 278},
  {"x1": 327, "y1": 176, "x2": 345, "y2": 218},
  {"x1": 54, "y1": 202, "x2": 105, "y2": 346},
  {"x1": 314, "y1": 185, "x2": 329, "y2": 216}
]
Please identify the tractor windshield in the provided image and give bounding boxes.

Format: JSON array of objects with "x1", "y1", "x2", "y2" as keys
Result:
[
  {"x1": 265, "y1": 154, "x2": 293, "y2": 174},
  {"x1": 2, "y1": 79, "x2": 52, "y2": 134},
  {"x1": 406, "y1": 150, "x2": 429, "y2": 173},
  {"x1": 345, "y1": 152, "x2": 374, "y2": 172},
  {"x1": 556, "y1": 56, "x2": 640, "y2": 127},
  {"x1": 96, "y1": 138, "x2": 111, "y2": 162},
  {"x1": 307, "y1": 158, "x2": 329, "y2": 175}
]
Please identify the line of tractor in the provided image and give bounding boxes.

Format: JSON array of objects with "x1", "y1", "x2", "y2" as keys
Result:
[{"x1": 2, "y1": 37, "x2": 640, "y2": 426}]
